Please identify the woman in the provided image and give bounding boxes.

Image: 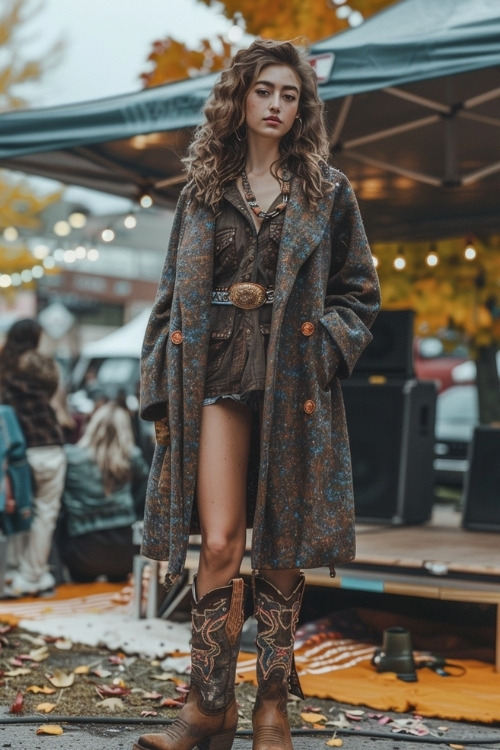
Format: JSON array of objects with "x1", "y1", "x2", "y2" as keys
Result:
[
  {"x1": 0, "y1": 318, "x2": 66, "y2": 597},
  {"x1": 136, "y1": 39, "x2": 380, "y2": 750},
  {"x1": 58, "y1": 401, "x2": 148, "y2": 582}
]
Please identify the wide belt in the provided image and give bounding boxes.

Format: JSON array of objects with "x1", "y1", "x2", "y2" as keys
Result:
[{"x1": 212, "y1": 282, "x2": 274, "y2": 310}]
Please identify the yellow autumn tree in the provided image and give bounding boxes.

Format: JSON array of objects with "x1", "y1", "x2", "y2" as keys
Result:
[
  {"x1": 198, "y1": 0, "x2": 391, "y2": 43},
  {"x1": 0, "y1": 0, "x2": 63, "y2": 291},
  {"x1": 376, "y1": 235, "x2": 500, "y2": 422},
  {"x1": 141, "y1": 36, "x2": 234, "y2": 88},
  {"x1": 141, "y1": 0, "x2": 392, "y2": 86}
]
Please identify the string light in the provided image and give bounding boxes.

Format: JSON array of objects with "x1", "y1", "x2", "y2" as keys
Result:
[
  {"x1": 33, "y1": 243, "x2": 50, "y2": 259},
  {"x1": 21, "y1": 269, "x2": 33, "y2": 283},
  {"x1": 464, "y1": 237, "x2": 477, "y2": 261},
  {"x1": 426, "y1": 245, "x2": 439, "y2": 267},
  {"x1": 63, "y1": 249, "x2": 77, "y2": 264},
  {"x1": 393, "y1": 248, "x2": 406, "y2": 271},
  {"x1": 101, "y1": 227, "x2": 115, "y2": 242},
  {"x1": 68, "y1": 211, "x2": 88, "y2": 229},
  {"x1": 0, "y1": 211, "x2": 128, "y2": 287},
  {"x1": 74, "y1": 245, "x2": 87, "y2": 260},
  {"x1": 53, "y1": 220, "x2": 71, "y2": 237},
  {"x1": 3, "y1": 226, "x2": 19, "y2": 241},
  {"x1": 139, "y1": 192, "x2": 153, "y2": 208},
  {"x1": 124, "y1": 213, "x2": 137, "y2": 229}
]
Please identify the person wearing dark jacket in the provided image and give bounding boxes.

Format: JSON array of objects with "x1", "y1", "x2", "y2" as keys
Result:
[
  {"x1": 58, "y1": 401, "x2": 149, "y2": 582},
  {"x1": 0, "y1": 318, "x2": 66, "y2": 597}
]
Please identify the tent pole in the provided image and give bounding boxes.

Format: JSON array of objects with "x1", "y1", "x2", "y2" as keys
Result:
[
  {"x1": 384, "y1": 87, "x2": 451, "y2": 114},
  {"x1": 341, "y1": 150, "x2": 442, "y2": 186},
  {"x1": 343, "y1": 115, "x2": 439, "y2": 149},
  {"x1": 329, "y1": 95, "x2": 353, "y2": 147}
]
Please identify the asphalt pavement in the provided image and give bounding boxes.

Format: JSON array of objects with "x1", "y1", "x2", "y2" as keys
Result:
[{"x1": 2, "y1": 715, "x2": 500, "y2": 750}]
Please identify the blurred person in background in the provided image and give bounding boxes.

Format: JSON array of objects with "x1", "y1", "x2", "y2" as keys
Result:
[
  {"x1": 51, "y1": 382, "x2": 85, "y2": 444},
  {"x1": 0, "y1": 404, "x2": 33, "y2": 541},
  {"x1": 56, "y1": 400, "x2": 149, "y2": 583},
  {"x1": 0, "y1": 318, "x2": 66, "y2": 597}
]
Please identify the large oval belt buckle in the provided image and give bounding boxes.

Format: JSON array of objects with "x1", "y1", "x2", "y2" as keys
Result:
[{"x1": 228, "y1": 282, "x2": 267, "y2": 309}]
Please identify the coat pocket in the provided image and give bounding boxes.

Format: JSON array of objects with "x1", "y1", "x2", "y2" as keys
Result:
[{"x1": 318, "y1": 319, "x2": 341, "y2": 389}]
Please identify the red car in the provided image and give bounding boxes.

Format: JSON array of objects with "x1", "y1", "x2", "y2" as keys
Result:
[{"x1": 414, "y1": 337, "x2": 471, "y2": 393}]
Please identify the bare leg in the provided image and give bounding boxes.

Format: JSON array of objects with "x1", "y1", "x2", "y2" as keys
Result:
[
  {"x1": 196, "y1": 399, "x2": 252, "y2": 598},
  {"x1": 259, "y1": 568, "x2": 301, "y2": 596}
]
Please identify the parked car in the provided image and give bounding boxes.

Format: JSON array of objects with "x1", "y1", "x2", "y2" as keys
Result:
[
  {"x1": 434, "y1": 384, "x2": 479, "y2": 487},
  {"x1": 414, "y1": 337, "x2": 470, "y2": 393}
]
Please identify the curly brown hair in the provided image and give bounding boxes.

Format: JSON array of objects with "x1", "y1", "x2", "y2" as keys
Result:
[{"x1": 184, "y1": 38, "x2": 333, "y2": 211}]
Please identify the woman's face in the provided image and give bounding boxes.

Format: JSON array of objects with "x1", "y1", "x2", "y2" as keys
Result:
[{"x1": 244, "y1": 64, "x2": 301, "y2": 142}]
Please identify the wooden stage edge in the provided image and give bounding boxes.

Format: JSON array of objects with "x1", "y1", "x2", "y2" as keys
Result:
[{"x1": 183, "y1": 504, "x2": 500, "y2": 671}]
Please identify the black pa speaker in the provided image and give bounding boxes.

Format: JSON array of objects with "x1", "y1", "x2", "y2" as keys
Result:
[
  {"x1": 462, "y1": 426, "x2": 500, "y2": 531},
  {"x1": 353, "y1": 309, "x2": 415, "y2": 379},
  {"x1": 342, "y1": 379, "x2": 437, "y2": 524}
]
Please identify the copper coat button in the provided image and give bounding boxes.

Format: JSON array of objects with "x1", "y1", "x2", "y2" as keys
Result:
[
  {"x1": 301, "y1": 321, "x2": 315, "y2": 336},
  {"x1": 171, "y1": 330, "x2": 183, "y2": 345},
  {"x1": 303, "y1": 399, "x2": 316, "y2": 414}
]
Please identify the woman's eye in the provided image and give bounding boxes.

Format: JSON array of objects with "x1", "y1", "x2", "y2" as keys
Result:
[
  {"x1": 284, "y1": 94, "x2": 296, "y2": 102},
  {"x1": 256, "y1": 88, "x2": 270, "y2": 96}
]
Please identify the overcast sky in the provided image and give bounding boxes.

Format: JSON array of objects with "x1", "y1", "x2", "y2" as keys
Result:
[{"x1": 26, "y1": 0, "x2": 231, "y2": 107}]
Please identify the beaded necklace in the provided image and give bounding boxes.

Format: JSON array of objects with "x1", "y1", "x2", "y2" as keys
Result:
[{"x1": 241, "y1": 166, "x2": 291, "y2": 220}]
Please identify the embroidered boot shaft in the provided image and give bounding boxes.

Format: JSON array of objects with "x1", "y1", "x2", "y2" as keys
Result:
[
  {"x1": 133, "y1": 577, "x2": 247, "y2": 750},
  {"x1": 252, "y1": 574, "x2": 305, "y2": 750}
]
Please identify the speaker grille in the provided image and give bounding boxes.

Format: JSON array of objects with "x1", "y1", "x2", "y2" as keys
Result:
[
  {"x1": 343, "y1": 380, "x2": 436, "y2": 524},
  {"x1": 463, "y1": 426, "x2": 500, "y2": 531},
  {"x1": 354, "y1": 310, "x2": 415, "y2": 379}
]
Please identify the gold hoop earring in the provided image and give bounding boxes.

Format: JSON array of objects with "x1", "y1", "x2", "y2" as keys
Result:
[{"x1": 294, "y1": 117, "x2": 303, "y2": 137}]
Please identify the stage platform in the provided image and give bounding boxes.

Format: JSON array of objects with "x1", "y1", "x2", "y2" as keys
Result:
[{"x1": 136, "y1": 504, "x2": 500, "y2": 669}]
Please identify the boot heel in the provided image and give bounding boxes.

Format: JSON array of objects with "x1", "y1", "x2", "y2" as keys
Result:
[{"x1": 198, "y1": 727, "x2": 237, "y2": 750}]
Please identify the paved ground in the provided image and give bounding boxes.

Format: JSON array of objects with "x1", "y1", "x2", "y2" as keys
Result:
[{"x1": 2, "y1": 714, "x2": 500, "y2": 750}]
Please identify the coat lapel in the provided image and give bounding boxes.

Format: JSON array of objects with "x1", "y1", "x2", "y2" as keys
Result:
[{"x1": 274, "y1": 176, "x2": 335, "y2": 306}]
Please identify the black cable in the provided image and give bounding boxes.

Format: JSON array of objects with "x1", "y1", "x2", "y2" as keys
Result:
[{"x1": 1, "y1": 716, "x2": 500, "y2": 744}]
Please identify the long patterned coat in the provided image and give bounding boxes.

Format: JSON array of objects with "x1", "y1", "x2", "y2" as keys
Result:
[{"x1": 140, "y1": 166, "x2": 381, "y2": 585}]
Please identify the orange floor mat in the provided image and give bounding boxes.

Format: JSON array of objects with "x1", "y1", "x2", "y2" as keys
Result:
[
  {"x1": 0, "y1": 581, "x2": 132, "y2": 625},
  {"x1": 236, "y1": 636, "x2": 500, "y2": 723}
]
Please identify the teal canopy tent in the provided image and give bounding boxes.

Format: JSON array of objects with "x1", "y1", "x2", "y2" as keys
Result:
[{"x1": 0, "y1": 0, "x2": 499, "y2": 241}]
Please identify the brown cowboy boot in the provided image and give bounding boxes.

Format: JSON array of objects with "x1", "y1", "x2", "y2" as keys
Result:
[
  {"x1": 133, "y1": 577, "x2": 247, "y2": 750},
  {"x1": 252, "y1": 574, "x2": 305, "y2": 750}
]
